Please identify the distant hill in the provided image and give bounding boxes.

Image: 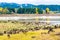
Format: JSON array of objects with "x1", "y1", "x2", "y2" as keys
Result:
[{"x1": 0, "y1": 2, "x2": 60, "y2": 11}]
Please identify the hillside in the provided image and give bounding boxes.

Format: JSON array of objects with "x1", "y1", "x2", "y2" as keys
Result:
[{"x1": 0, "y1": 2, "x2": 60, "y2": 11}]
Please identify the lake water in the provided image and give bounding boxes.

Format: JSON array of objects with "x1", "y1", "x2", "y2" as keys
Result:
[{"x1": 0, "y1": 16, "x2": 60, "y2": 25}]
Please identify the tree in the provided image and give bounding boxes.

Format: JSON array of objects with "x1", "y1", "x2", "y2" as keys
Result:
[
  {"x1": 0, "y1": 7, "x2": 3, "y2": 14},
  {"x1": 36, "y1": 8, "x2": 38, "y2": 14},
  {"x1": 17, "y1": 8, "x2": 23, "y2": 14},
  {"x1": 8, "y1": 8, "x2": 15, "y2": 14},
  {"x1": 2, "y1": 8, "x2": 10, "y2": 14},
  {"x1": 46, "y1": 8, "x2": 50, "y2": 14},
  {"x1": 15, "y1": 8, "x2": 18, "y2": 13},
  {"x1": 38, "y1": 8, "x2": 43, "y2": 14}
]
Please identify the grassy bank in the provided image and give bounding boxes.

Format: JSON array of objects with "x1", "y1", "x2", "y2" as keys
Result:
[{"x1": 0, "y1": 21, "x2": 60, "y2": 40}]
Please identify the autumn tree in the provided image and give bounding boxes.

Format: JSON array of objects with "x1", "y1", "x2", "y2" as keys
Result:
[
  {"x1": 0, "y1": 7, "x2": 3, "y2": 14},
  {"x1": 36, "y1": 8, "x2": 38, "y2": 14},
  {"x1": 46, "y1": 8, "x2": 50, "y2": 14},
  {"x1": 2, "y1": 8, "x2": 10, "y2": 14}
]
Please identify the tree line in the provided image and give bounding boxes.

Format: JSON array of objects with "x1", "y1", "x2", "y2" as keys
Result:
[{"x1": 0, "y1": 7, "x2": 50, "y2": 14}]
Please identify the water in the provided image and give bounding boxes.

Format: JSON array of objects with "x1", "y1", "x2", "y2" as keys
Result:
[{"x1": 0, "y1": 16, "x2": 60, "y2": 25}]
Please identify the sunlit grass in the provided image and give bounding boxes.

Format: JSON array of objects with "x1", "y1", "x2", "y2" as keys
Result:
[
  {"x1": 0, "y1": 30, "x2": 46, "y2": 40},
  {"x1": 0, "y1": 22, "x2": 60, "y2": 40},
  {"x1": 0, "y1": 29, "x2": 60, "y2": 40}
]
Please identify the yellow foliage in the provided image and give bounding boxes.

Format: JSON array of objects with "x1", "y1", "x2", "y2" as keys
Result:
[
  {"x1": 46, "y1": 8, "x2": 50, "y2": 13},
  {"x1": 0, "y1": 7, "x2": 3, "y2": 12},
  {"x1": 36, "y1": 8, "x2": 38, "y2": 14},
  {"x1": 2, "y1": 8, "x2": 9, "y2": 14}
]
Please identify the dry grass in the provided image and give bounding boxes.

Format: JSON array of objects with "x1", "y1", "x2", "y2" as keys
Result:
[{"x1": 0, "y1": 22, "x2": 60, "y2": 40}]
